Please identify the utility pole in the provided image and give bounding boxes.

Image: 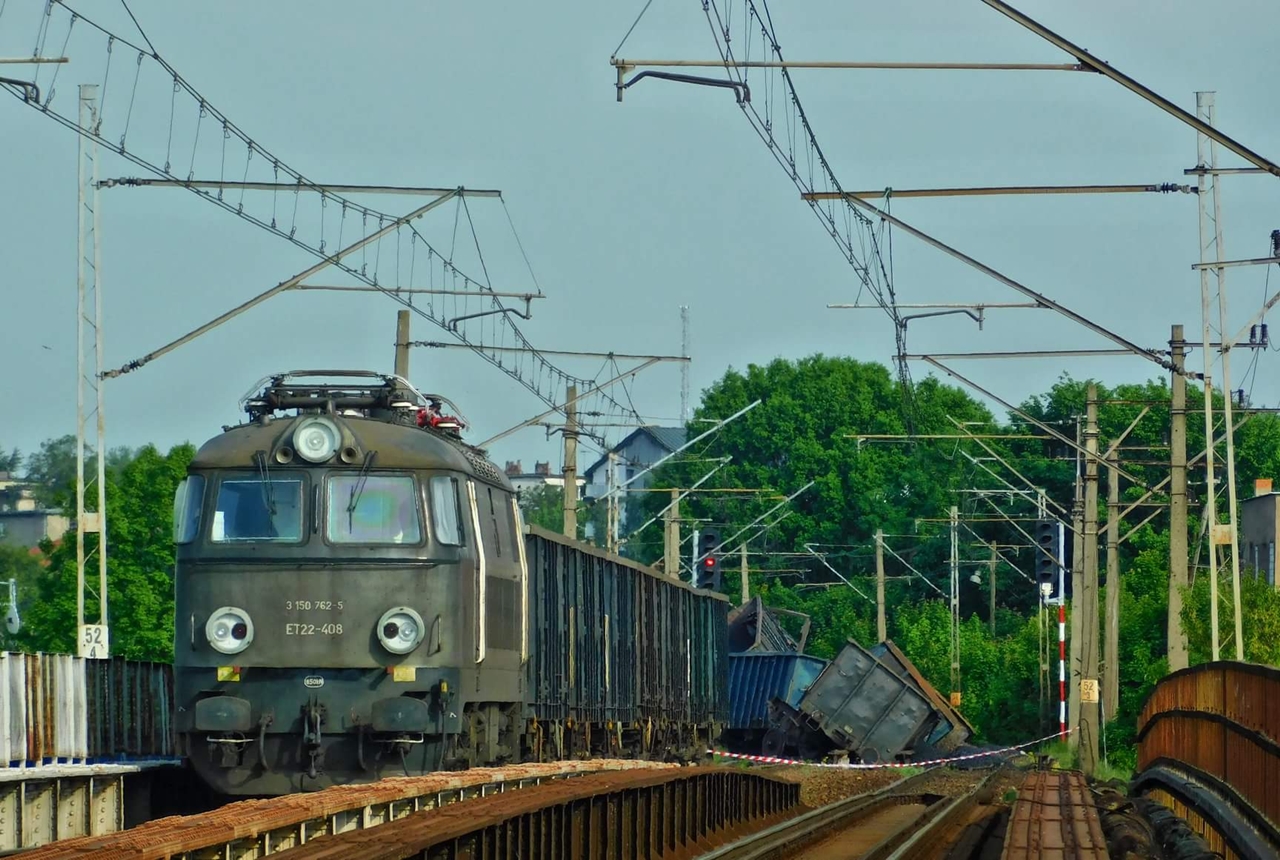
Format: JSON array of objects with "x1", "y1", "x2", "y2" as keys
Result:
[
  {"x1": 605, "y1": 452, "x2": 618, "y2": 553},
  {"x1": 1080, "y1": 384, "x2": 1101, "y2": 776},
  {"x1": 680, "y1": 305, "x2": 691, "y2": 422},
  {"x1": 562, "y1": 384, "x2": 578, "y2": 538},
  {"x1": 1168, "y1": 324, "x2": 1190, "y2": 671},
  {"x1": 76, "y1": 83, "x2": 108, "y2": 660},
  {"x1": 949, "y1": 505, "x2": 961, "y2": 707},
  {"x1": 875, "y1": 529, "x2": 887, "y2": 642},
  {"x1": 664, "y1": 487, "x2": 680, "y2": 578},
  {"x1": 1104, "y1": 450, "x2": 1120, "y2": 722},
  {"x1": 394, "y1": 310, "x2": 411, "y2": 379},
  {"x1": 740, "y1": 543, "x2": 749, "y2": 605},
  {"x1": 1069, "y1": 418, "x2": 1084, "y2": 747},
  {"x1": 989, "y1": 541, "x2": 998, "y2": 636}
]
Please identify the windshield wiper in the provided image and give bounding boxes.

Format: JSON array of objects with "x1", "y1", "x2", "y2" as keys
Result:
[
  {"x1": 254, "y1": 451, "x2": 277, "y2": 518},
  {"x1": 347, "y1": 451, "x2": 377, "y2": 528}
]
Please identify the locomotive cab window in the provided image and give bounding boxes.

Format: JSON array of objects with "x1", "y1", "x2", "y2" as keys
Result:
[
  {"x1": 429, "y1": 475, "x2": 463, "y2": 546},
  {"x1": 172, "y1": 475, "x2": 205, "y2": 544},
  {"x1": 211, "y1": 477, "x2": 304, "y2": 542},
  {"x1": 326, "y1": 474, "x2": 422, "y2": 544}
]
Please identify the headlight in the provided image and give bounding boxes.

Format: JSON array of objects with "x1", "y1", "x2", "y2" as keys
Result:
[
  {"x1": 293, "y1": 416, "x2": 341, "y2": 463},
  {"x1": 377, "y1": 607, "x2": 425, "y2": 655},
  {"x1": 206, "y1": 606, "x2": 254, "y2": 654}
]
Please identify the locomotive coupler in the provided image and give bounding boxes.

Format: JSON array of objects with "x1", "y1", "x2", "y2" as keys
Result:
[{"x1": 301, "y1": 698, "x2": 326, "y2": 779}]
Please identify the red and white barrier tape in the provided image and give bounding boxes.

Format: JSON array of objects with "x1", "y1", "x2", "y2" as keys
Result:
[{"x1": 707, "y1": 728, "x2": 1071, "y2": 770}]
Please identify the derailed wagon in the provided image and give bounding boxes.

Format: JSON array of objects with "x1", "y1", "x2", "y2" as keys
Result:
[{"x1": 764, "y1": 638, "x2": 950, "y2": 763}]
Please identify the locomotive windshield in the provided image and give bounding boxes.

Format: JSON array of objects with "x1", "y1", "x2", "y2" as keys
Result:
[
  {"x1": 326, "y1": 475, "x2": 422, "y2": 544},
  {"x1": 211, "y1": 477, "x2": 304, "y2": 542}
]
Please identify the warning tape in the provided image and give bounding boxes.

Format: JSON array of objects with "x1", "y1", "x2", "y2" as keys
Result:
[{"x1": 707, "y1": 728, "x2": 1071, "y2": 770}]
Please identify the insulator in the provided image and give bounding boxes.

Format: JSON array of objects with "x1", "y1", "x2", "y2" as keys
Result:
[
  {"x1": 1262, "y1": 323, "x2": 1270, "y2": 346},
  {"x1": 1272, "y1": 229, "x2": 1280, "y2": 259},
  {"x1": 1250, "y1": 325, "x2": 1258, "y2": 344}
]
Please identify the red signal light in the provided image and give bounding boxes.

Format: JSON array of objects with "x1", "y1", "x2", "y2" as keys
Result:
[{"x1": 703, "y1": 557, "x2": 715, "y2": 567}]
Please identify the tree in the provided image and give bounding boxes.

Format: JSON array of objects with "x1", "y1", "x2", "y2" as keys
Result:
[
  {"x1": 634, "y1": 355, "x2": 997, "y2": 599},
  {"x1": 0, "y1": 544, "x2": 43, "y2": 651},
  {"x1": 0, "y1": 448, "x2": 21, "y2": 475},
  {"x1": 516, "y1": 483, "x2": 609, "y2": 547},
  {"x1": 15, "y1": 443, "x2": 193, "y2": 661},
  {"x1": 22, "y1": 435, "x2": 137, "y2": 511}
]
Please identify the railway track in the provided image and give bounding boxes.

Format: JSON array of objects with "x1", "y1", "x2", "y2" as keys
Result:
[
  {"x1": 1000, "y1": 770, "x2": 1108, "y2": 860},
  {"x1": 700, "y1": 767, "x2": 1005, "y2": 860}
]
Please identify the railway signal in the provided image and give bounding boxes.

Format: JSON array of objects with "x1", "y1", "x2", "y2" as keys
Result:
[
  {"x1": 1034, "y1": 518, "x2": 1065, "y2": 604},
  {"x1": 696, "y1": 530, "x2": 722, "y2": 591}
]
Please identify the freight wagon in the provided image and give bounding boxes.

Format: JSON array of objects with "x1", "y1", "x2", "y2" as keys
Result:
[{"x1": 723, "y1": 650, "x2": 828, "y2": 755}]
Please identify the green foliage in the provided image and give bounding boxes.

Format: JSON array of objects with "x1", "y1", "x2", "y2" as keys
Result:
[
  {"x1": 13, "y1": 443, "x2": 193, "y2": 661},
  {"x1": 0, "y1": 448, "x2": 21, "y2": 475},
  {"x1": 1181, "y1": 570, "x2": 1280, "y2": 666},
  {"x1": 515, "y1": 484, "x2": 609, "y2": 547},
  {"x1": 0, "y1": 544, "x2": 43, "y2": 651},
  {"x1": 21, "y1": 435, "x2": 136, "y2": 511}
]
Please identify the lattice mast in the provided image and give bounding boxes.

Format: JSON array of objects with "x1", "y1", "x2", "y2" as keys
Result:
[{"x1": 76, "y1": 83, "x2": 108, "y2": 658}]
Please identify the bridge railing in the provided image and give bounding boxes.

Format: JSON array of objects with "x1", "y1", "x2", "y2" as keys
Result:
[
  {"x1": 0, "y1": 651, "x2": 175, "y2": 766},
  {"x1": 1135, "y1": 660, "x2": 1280, "y2": 859}
]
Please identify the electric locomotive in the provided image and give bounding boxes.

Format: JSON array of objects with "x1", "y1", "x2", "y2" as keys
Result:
[
  {"x1": 173, "y1": 369, "x2": 731, "y2": 797},
  {"x1": 173, "y1": 370, "x2": 528, "y2": 795}
]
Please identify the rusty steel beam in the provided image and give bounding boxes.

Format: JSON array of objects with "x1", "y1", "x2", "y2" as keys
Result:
[
  {"x1": 18, "y1": 761, "x2": 688, "y2": 859},
  {"x1": 223, "y1": 767, "x2": 800, "y2": 859}
]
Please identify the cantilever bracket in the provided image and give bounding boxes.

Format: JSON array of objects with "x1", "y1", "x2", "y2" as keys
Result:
[
  {"x1": 616, "y1": 69, "x2": 750, "y2": 104},
  {"x1": 445, "y1": 299, "x2": 533, "y2": 332},
  {"x1": 0, "y1": 76, "x2": 38, "y2": 103}
]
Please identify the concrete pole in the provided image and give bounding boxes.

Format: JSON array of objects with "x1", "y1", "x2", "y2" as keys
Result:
[
  {"x1": 394, "y1": 310, "x2": 411, "y2": 380},
  {"x1": 1069, "y1": 418, "x2": 1084, "y2": 748},
  {"x1": 989, "y1": 541, "x2": 998, "y2": 636},
  {"x1": 1105, "y1": 450, "x2": 1121, "y2": 723},
  {"x1": 562, "y1": 385, "x2": 578, "y2": 538},
  {"x1": 1168, "y1": 325, "x2": 1190, "y2": 671},
  {"x1": 950, "y1": 505, "x2": 961, "y2": 704},
  {"x1": 1081, "y1": 384, "x2": 1101, "y2": 776},
  {"x1": 740, "y1": 543, "x2": 749, "y2": 605},
  {"x1": 664, "y1": 487, "x2": 679, "y2": 579},
  {"x1": 875, "y1": 529, "x2": 887, "y2": 642}
]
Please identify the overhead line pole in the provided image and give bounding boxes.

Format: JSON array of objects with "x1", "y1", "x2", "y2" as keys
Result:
[
  {"x1": 1169, "y1": 325, "x2": 1190, "y2": 672},
  {"x1": 981, "y1": 0, "x2": 1280, "y2": 178}
]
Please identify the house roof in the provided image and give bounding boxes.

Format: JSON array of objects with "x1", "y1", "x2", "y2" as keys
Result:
[{"x1": 583, "y1": 426, "x2": 687, "y2": 480}]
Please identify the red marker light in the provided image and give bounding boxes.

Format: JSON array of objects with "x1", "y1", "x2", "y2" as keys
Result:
[{"x1": 704, "y1": 558, "x2": 715, "y2": 567}]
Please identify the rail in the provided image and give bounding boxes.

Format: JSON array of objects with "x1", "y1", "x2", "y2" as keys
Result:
[
  {"x1": 701, "y1": 766, "x2": 1000, "y2": 860},
  {"x1": 1134, "y1": 660, "x2": 1280, "y2": 860}
]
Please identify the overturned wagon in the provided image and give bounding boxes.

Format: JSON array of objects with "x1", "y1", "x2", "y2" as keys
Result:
[{"x1": 767, "y1": 638, "x2": 947, "y2": 763}]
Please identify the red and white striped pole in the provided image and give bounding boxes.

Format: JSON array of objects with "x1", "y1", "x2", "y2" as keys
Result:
[{"x1": 1058, "y1": 602, "x2": 1067, "y2": 737}]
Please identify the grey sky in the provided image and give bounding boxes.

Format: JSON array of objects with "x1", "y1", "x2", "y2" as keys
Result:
[{"x1": 2, "y1": 1, "x2": 1278, "y2": 478}]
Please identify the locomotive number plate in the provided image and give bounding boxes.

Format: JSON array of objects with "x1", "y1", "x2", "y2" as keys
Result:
[
  {"x1": 285, "y1": 623, "x2": 344, "y2": 636},
  {"x1": 285, "y1": 600, "x2": 344, "y2": 610}
]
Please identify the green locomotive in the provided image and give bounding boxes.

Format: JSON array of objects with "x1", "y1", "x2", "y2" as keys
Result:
[{"x1": 172, "y1": 370, "x2": 728, "y2": 795}]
